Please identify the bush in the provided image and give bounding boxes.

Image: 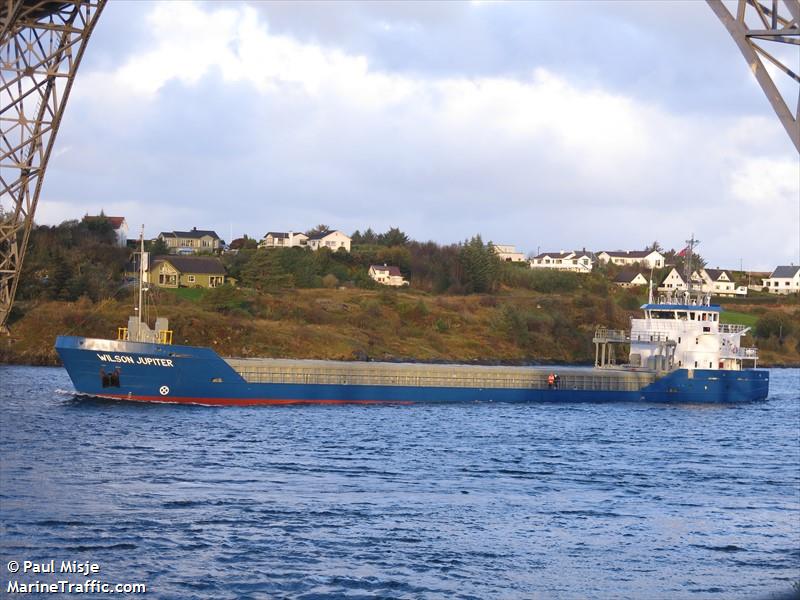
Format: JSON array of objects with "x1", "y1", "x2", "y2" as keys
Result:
[
  {"x1": 500, "y1": 268, "x2": 580, "y2": 293},
  {"x1": 201, "y1": 285, "x2": 252, "y2": 315},
  {"x1": 618, "y1": 292, "x2": 643, "y2": 311},
  {"x1": 755, "y1": 313, "x2": 794, "y2": 339}
]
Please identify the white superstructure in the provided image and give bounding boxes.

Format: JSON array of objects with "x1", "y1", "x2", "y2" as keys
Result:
[{"x1": 628, "y1": 291, "x2": 757, "y2": 371}]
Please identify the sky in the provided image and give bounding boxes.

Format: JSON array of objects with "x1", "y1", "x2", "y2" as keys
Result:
[{"x1": 31, "y1": 0, "x2": 800, "y2": 270}]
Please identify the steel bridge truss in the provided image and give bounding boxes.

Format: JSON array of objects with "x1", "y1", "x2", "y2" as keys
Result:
[
  {"x1": 0, "y1": 0, "x2": 106, "y2": 332},
  {"x1": 708, "y1": 0, "x2": 800, "y2": 152}
]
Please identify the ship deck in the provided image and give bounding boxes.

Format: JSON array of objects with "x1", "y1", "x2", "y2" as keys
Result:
[{"x1": 224, "y1": 357, "x2": 659, "y2": 392}]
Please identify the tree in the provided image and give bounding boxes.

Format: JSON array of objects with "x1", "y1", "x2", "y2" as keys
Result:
[
  {"x1": 646, "y1": 240, "x2": 663, "y2": 253},
  {"x1": 240, "y1": 251, "x2": 294, "y2": 290},
  {"x1": 459, "y1": 235, "x2": 501, "y2": 294},
  {"x1": 306, "y1": 224, "x2": 330, "y2": 236},
  {"x1": 755, "y1": 314, "x2": 794, "y2": 339},
  {"x1": 360, "y1": 228, "x2": 378, "y2": 245},
  {"x1": 230, "y1": 235, "x2": 258, "y2": 250},
  {"x1": 148, "y1": 237, "x2": 169, "y2": 256},
  {"x1": 378, "y1": 227, "x2": 409, "y2": 247}
]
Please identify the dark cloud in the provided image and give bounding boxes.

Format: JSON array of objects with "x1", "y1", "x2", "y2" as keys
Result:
[{"x1": 245, "y1": 0, "x2": 779, "y2": 116}]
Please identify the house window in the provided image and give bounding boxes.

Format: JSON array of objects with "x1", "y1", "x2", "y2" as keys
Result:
[{"x1": 187, "y1": 275, "x2": 195, "y2": 284}]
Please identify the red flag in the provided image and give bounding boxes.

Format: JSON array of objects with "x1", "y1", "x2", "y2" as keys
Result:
[{"x1": 677, "y1": 246, "x2": 689, "y2": 257}]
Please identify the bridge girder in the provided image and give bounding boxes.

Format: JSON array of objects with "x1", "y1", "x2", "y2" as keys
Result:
[
  {"x1": 707, "y1": 0, "x2": 800, "y2": 153},
  {"x1": 1, "y1": 0, "x2": 106, "y2": 332}
]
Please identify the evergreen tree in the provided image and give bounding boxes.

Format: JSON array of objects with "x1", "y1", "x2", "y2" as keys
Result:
[
  {"x1": 459, "y1": 235, "x2": 500, "y2": 293},
  {"x1": 149, "y1": 237, "x2": 169, "y2": 256},
  {"x1": 240, "y1": 251, "x2": 294, "y2": 290},
  {"x1": 306, "y1": 224, "x2": 331, "y2": 236},
  {"x1": 361, "y1": 228, "x2": 378, "y2": 245},
  {"x1": 378, "y1": 227, "x2": 410, "y2": 247}
]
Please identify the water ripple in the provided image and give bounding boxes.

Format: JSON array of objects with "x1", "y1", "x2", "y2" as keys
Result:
[{"x1": 0, "y1": 366, "x2": 798, "y2": 599}]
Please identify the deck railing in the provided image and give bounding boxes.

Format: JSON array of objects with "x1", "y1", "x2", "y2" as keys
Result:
[
  {"x1": 227, "y1": 362, "x2": 656, "y2": 392},
  {"x1": 720, "y1": 347, "x2": 759, "y2": 360},
  {"x1": 719, "y1": 324, "x2": 748, "y2": 334},
  {"x1": 593, "y1": 328, "x2": 628, "y2": 342}
]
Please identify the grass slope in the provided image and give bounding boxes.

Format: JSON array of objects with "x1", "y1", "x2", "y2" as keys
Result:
[{"x1": 2, "y1": 287, "x2": 798, "y2": 367}]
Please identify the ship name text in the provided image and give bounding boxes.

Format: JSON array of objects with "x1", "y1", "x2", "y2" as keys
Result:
[{"x1": 97, "y1": 353, "x2": 174, "y2": 367}]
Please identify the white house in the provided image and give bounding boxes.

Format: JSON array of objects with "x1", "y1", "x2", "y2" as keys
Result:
[
  {"x1": 369, "y1": 264, "x2": 408, "y2": 287},
  {"x1": 613, "y1": 269, "x2": 649, "y2": 288},
  {"x1": 258, "y1": 231, "x2": 308, "y2": 249},
  {"x1": 492, "y1": 244, "x2": 526, "y2": 262},
  {"x1": 107, "y1": 216, "x2": 127, "y2": 247},
  {"x1": 306, "y1": 230, "x2": 351, "y2": 252},
  {"x1": 696, "y1": 268, "x2": 747, "y2": 297},
  {"x1": 658, "y1": 267, "x2": 690, "y2": 292},
  {"x1": 529, "y1": 250, "x2": 593, "y2": 273},
  {"x1": 762, "y1": 265, "x2": 800, "y2": 294},
  {"x1": 658, "y1": 267, "x2": 746, "y2": 297},
  {"x1": 596, "y1": 249, "x2": 664, "y2": 269}
]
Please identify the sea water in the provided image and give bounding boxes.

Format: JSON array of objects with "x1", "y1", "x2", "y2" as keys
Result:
[{"x1": 1, "y1": 366, "x2": 798, "y2": 599}]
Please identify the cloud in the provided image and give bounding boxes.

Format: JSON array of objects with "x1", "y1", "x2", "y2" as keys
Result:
[{"x1": 38, "y1": 0, "x2": 798, "y2": 271}]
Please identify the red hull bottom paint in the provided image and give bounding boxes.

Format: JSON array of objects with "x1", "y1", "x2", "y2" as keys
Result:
[{"x1": 96, "y1": 394, "x2": 414, "y2": 407}]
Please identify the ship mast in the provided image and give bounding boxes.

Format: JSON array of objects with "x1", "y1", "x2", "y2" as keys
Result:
[
  {"x1": 684, "y1": 233, "x2": 699, "y2": 299},
  {"x1": 135, "y1": 226, "x2": 146, "y2": 342}
]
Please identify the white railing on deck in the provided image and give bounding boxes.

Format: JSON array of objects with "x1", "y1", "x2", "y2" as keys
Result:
[
  {"x1": 629, "y1": 332, "x2": 673, "y2": 343},
  {"x1": 719, "y1": 323, "x2": 748, "y2": 334},
  {"x1": 720, "y1": 347, "x2": 759, "y2": 360},
  {"x1": 594, "y1": 328, "x2": 628, "y2": 342}
]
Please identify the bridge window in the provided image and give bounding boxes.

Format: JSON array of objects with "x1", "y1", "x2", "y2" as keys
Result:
[{"x1": 652, "y1": 311, "x2": 675, "y2": 319}]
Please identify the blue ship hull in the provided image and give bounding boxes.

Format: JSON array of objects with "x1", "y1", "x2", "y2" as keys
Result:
[{"x1": 54, "y1": 336, "x2": 770, "y2": 406}]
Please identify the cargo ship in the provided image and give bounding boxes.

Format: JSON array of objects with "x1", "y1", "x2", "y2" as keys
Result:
[{"x1": 54, "y1": 236, "x2": 769, "y2": 405}]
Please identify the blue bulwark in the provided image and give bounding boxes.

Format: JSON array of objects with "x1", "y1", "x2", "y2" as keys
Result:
[{"x1": 641, "y1": 304, "x2": 722, "y2": 312}]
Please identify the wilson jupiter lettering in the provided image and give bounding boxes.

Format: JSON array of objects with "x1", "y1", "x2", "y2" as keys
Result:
[{"x1": 96, "y1": 354, "x2": 174, "y2": 367}]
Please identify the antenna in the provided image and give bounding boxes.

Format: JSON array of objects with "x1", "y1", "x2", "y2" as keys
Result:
[
  {"x1": 684, "y1": 233, "x2": 699, "y2": 296},
  {"x1": 137, "y1": 225, "x2": 145, "y2": 341}
]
